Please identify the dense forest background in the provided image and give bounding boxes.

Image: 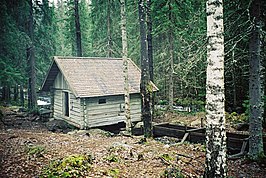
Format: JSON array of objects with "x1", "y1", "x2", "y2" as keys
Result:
[{"x1": 0, "y1": 0, "x2": 265, "y2": 116}]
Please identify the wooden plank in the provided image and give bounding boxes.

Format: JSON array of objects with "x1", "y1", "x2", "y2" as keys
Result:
[
  {"x1": 181, "y1": 133, "x2": 189, "y2": 143},
  {"x1": 153, "y1": 126, "x2": 186, "y2": 138},
  {"x1": 87, "y1": 104, "x2": 124, "y2": 114},
  {"x1": 150, "y1": 124, "x2": 266, "y2": 153},
  {"x1": 88, "y1": 116, "x2": 125, "y2": 127},
  {"x1": 88, "y1": 112, "x2": 124, "y2": 121}
]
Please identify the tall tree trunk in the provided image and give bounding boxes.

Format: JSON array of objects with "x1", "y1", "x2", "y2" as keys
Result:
[
  {"x1": 205, "y1": 0, "x2": 227, "y2": 177},
  {"x1": 121, "y1": 0, "x2": 132, "y2": 133},
  {"x1": 2, "y1": 86, "x2": 10, "y2": 104},
  {"x1": 147, "y1": 0, "x2": 153, "y2": 82},
  {"x1": 138, "y1": 0, "x2": 152, "y2": 138},
  {"x1": 14, "y1": 85, "x2": 18, "y2": 102},
  {"x1": 147, "y1": 0, "x2": 154, "y2": 116},
  {"x1": 248, "y1": 0, "x2": 264, "y2": 160},
  {"x1": 28, "y1": 0, "x2": 37, "y2": 110},
  {"x1": 168, "y1": 3, "x2": 174, "y2": 112},
  {"x1": 74, "y1": 0, "x2": 82, "y2": 57},
  {"x1": 232, "y1": 50, "x2": 237, "y2": 111},
  {"x1": 107, "y1": 0, "x2": 113, "y2": 57},
  {"x1": 20, "y1": 84, "x2": 24, "y2": 107}
]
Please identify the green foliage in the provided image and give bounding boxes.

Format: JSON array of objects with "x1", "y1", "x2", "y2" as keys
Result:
[
  {"x1": 153, "y1": 108, "x2": 165, "y2": 118},
  {"x1": 146, "y1": 82, "x2": 154, "y2": 94},
  {"x1": 174, "y1": 98, "x2": 205, "y2": 112},
  {"x1": 158, "y1": 100, "x2": 168, "y2": 105},
  {"x1": 247, "y1": 151, "x2": 266, "y2": 162},
  {"x1": 107, "y1": 168, "x2": 120, "y2": 178},
  {"x1": 1, "y1": 0, "x2": 265, "y2": 118},
  {"x1": 242, "y1": 99, "x2": 250, "y2": 116},
  {"x1": 225, "y1": 112, "x2": 248, "y2": 124},
  {"x1": 26, "y1": 145, "x2": 45, "y2": 157},
  {"x1": 40, "y1": 154, "x2": 93, "y2": 178},
  {"x1": 162, "y1": 167, "x2": 185, "y2": 178},
  {"x1": 160, "y1": 153, "x2": 174, "y2": 162},
  {"x1": 105, "y1": 154, "x2": 119, "y2": 163},
  {"x1": 28, "y1": 107, "x2": 40, "y2": 115}
]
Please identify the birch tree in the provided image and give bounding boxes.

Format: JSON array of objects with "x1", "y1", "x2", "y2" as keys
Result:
[
  {"x1": 121, "y1": 0, "x2": 132, "y2": 133},
  {"x1": 248, "y1": 0, "x2": 264, "y2": 160},
  {"x1": 205, "y1": 0, "x2": 227, "y2": 177}
]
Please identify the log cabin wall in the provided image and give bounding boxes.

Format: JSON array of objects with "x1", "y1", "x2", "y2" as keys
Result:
[
  {"x1": 83, "y1": 93, "x2": 141, "y2": 128},
  {"x1": 53, "y1": 72, "x2": 83, "y2": 128}
]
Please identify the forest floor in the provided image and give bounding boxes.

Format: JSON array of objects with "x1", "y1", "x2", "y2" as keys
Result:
[{"x1": 0, "y1": 106, "x2": 266, "y2": 177}]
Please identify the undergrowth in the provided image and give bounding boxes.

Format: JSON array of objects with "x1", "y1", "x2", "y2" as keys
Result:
[{"x1": 40, "y1": 154, "x2": 93, "y2": 178}]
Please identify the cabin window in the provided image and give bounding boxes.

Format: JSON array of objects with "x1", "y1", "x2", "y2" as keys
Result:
[
  {"x1": 98, "y1": 98, "x2": 106, "y2": 104},
  {"x1": 63, "y1": 92, "x2": 69, "y2": 117}
]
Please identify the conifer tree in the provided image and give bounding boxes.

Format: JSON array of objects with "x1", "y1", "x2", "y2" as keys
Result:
[
  {"x1": 138, "y1": 0, "x2": 152, "y2": 138},
  {"x1": 27, "y1": 0, "x2": 37, "y2": 109},
  {"x1": 248, "y1": 0, "x2": 264, "y2": 160}
]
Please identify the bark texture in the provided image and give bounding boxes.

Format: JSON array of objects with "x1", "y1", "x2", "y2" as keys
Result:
[
  {"x1": 205, "y1": 0, "x2": 227, "y2": 177},
  {"x1": 168, "y1": 3, "x2": 174, "y2": 112},
  {"x1": 147, "y1": 0, "x2": 154, "y2": 116},
  {"x1": 138, "y1": 0, "x2": 152, "y2": 138},
  {"x1": 27, "y1": 0, "x2": 37, "y2": 109},
  {"x1": 147, "y1": 0, "x2": 153, "y2": 82},
  {"x1": 248, "y1": 0, "x2": 264, "y2": 160},
  {"x1": 20, "y1": 84, "x2": 24, "y2": 107},
  {"x1": 107, "y1": 0, "x2": 113, "y2": 57},
  {"x1": 121, "y1": 0, "x2": 132, "y2": 133},
  {"x1": 74, "y1": 0, "x2": 82, "y2": 57}
]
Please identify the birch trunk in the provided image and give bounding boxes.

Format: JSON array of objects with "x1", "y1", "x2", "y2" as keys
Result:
[
  {"x1": 205, "y1": 0, "x2": 227, "y2": 177},
  {"x1": 121, "y1": 0, "x2": 132, "y2": 133},
  {"x1": 248, "y1": 0, "x2": 264, "y2": 160},
  {"x1": 138, "y1": 0, "x2": 152, "y2": 138}
]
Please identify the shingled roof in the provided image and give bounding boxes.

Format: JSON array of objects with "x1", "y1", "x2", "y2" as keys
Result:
[{"x1": 41, "y1": 56, "x2": 158, "y2": 98}]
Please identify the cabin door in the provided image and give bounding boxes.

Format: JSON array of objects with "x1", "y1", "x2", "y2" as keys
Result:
[{"x1": 63, "y1": 92, "x2": 69, "y2": 117}]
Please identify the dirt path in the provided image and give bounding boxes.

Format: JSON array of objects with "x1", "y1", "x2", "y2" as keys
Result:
[{"x1": 0, "y1": 107, "x2": 265, "y2": 177}]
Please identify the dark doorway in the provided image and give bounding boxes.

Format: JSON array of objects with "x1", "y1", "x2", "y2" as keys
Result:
[{"x1": 64, "y1": 92, "x2": 69, "y2": 117}]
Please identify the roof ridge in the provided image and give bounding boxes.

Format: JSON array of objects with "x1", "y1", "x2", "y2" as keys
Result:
[{"x1": 54, "y1": 56, "x2": 123, "y2": 60}]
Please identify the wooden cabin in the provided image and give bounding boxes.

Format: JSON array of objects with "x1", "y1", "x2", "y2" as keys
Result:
[{"x1": 41, "y1": 56, "x2": 158, "y2": 129}]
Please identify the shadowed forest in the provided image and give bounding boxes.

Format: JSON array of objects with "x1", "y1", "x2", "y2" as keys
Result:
[{"x1": 0, "y1": 0, "x2": 266, "y2": 177}]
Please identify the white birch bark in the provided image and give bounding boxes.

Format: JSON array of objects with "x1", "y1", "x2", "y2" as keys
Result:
[
  {"x1": 205, "y1": 0, "x2": 227, "y2": 177},
  {"x1": 121, "y1": 0, "x2": 132, "y2": 133}
]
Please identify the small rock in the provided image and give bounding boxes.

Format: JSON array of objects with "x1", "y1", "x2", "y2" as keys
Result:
[
  {"x1": 112, "y1": 142, "x2": 133, "y2": 150},
  {"x1": 88, "y1": 129, "x2": 114, "y2": 137},
  {"x1": 46, "y1": 119, "x2": 75, "y2": 133},
  {"x1": 68, "y1": 130, "x2": 90, "y2": 137},
  {"x1": 238, "y1": 173, "x2": 246, "y2": 178},
  {"x1": 163, "y1": 144, "x2": 170, "y2": 148}
]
